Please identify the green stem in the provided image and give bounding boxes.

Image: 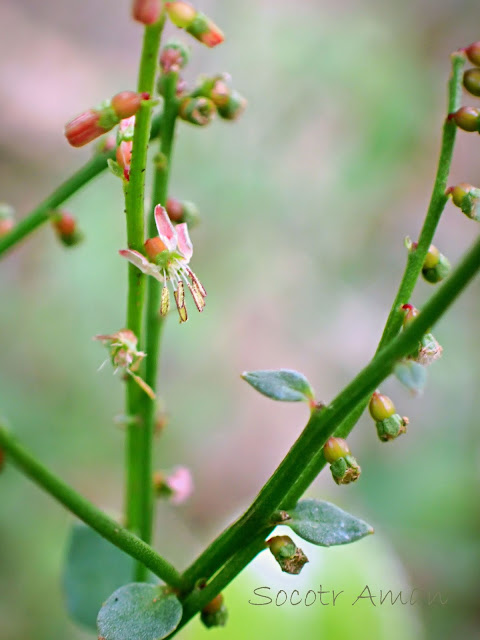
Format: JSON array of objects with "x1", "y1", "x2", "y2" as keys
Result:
[
  {"x1": 182, "y1": 231, "x2": 480, "y2": 591},
  {"x1": 0, "y1": 424, "x2": 182, "y2": 588},
  {"x1": 137, "y1": 71, "x2": 179, "y2": 549},
  {"x1": 124, "y1": 21, "x2": 165, "y2": 582},
  {"x1": 0, "y1": 117, "x2": 162, "y2": 259},
  {"x1": 281, "y1": 49, "x2": 466, "y2": 505}
]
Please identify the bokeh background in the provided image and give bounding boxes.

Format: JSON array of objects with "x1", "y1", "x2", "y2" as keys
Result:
[{"x1": 1, "y1": 0, "x2": 480, "y2": 638}]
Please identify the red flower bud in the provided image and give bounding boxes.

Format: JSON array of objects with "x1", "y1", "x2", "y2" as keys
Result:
[
  {"x1": 111, "y1": 91, "x2": 148, "y2": 119},
  {"x1": 166, "y1": 197, "x2": 184, "y2": 222},
  {"x1": 0, "y1": 218, "x2": 14, "y2": 237},
  {"x1": 52, "y1": 211, "x2": 83, "y2": 246},
  {"x1": 449, "y1": 106, "x2": 480, "y2": 132},
  {"x1": 132, "y1": 0, "x2": 163, "y2": 25},
  {"x1": 64, "y1": 110, "x2": 106, "y2": 147},
  {"x1": 187, "y1": 13, "x2": 224, "y2": 48},
  {"x1": 401, "y1": 303, "x2": 419, "y2": 327},
  {"x1": 465, "y1": 41, "x2": 480, "y2": 66}
]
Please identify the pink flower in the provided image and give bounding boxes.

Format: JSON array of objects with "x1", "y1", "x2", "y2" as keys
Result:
[
  {"x1": 119, "y1": 205, "x2": 206, "y2": 323},
  {"x1": 154, "y1": 466, "x2": 194, "y2": 504}
]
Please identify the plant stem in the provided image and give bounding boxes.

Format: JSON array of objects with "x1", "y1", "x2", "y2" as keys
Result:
[
  {"x1": 0, "y1": 424, "x2": 182, "y2": 588},
  {"x1": 0, "y1": 117, "x2": 162, "y2": 259},
  {"x1": 281, "y1": 49, "x2": 466, "y2": 506},
  {"x1": 123, "y1": 21, "x2": 165, "y2": 582},
  {"x1": 181, "y1": 230, "x2": 480, "y2": 592},
  {"x1": 138, "y1": 71, "x2": 179, "y2": 549}
]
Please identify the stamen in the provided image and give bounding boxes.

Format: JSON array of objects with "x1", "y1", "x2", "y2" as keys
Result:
[
  {"x1": 160, "y1": 285, "x2": 170, "y2": 316},
  {"x1": 174, "y1": 281, "x2": 188, "y2": 323},
  {"x1": 188, "y1": 269, "x2": 207, "y2": 297},
  {"x1": 187, "y1": 281, "x2": 206, "y2": 312}
]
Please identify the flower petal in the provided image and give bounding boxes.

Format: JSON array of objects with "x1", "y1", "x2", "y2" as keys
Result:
[
  {"x1": 154, "y1": 204, "x2": 177, "y2": 250},
  {"x1": 176, "y1": 223, "x2": 193, "y2": 261},
  {"x1": 119, "y1": 249, "x2": 164, "y2": 282}
]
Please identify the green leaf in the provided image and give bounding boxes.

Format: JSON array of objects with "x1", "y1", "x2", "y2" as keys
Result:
[
  {"x1": 97, "y1": 583, "x2": 183, "y2": 640},
  {"x1": 63, "y1": 523, "x2": 135, "y2": 630},
  {"x1": 394, "y1": 360, "x2": 427, "y2": 394},
  {"x1": 107, "y1": 158, "x2": 124, "y2": 180},
  {"x1": 241, "y1": 369, "x2": 314, "y2": 403},
  {"x1": 285, "y1": 499, "x2": 374, "y2": 547}
]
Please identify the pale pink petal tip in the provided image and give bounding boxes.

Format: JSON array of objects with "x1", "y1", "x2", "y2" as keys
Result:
[
  {"x1": 154, "y1": 204, "x2": 177, "y2": 250},
  {"x1": 166, "y1": 466, "x2": 194, "y2": 504},
  {"x1": 176, "y1": 223, "x2": 193, "y2": 261}
]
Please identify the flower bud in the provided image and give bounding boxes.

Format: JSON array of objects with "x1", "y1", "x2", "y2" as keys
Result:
[
  {"x1": 401, "y1": 303, "x2": 419, "y2": 328},
  {"x1": 165, "y1": 1, "x2": 197, "y2": 28},
  {"x1": 179, "y1": 96, "x2": 216, "y2": 126},
  {"x1": 153, "y1": 466, "x2": 193, "y2": 504},
  {"x1": 450, "y1": 183, "x2": 480, "y2": 221},
  {"x1": 111, "y1": 91, "x2": 149, "y2": 119},
  {"x1": 192, "y1": 74, "x2": 230, "y2": 107},
  {"x1": 166, "y1": 198, "x2": 200, "y2": 227},
  {"x1": 369, "y1": 391, "x2": 396, "y2": 421},
  {"x1": 0, "y1": 203, "x2": 15, "y2": 237},
  {"x1": 329, "y1": 453, "x2": 361, "y2": 485},
  {"x1": 160, "y1": 41, "x2": 190, "y2": 73},
  {"x1": 323, "y1": 437, "x2": 350, "y2": 463},
  {"x1": 267, "y1": 535, "x2": 309, "y2": 575},
  {"x1": 421, "y1": 245, "x2": 450, "y2": 284},
  {"x1": 51, "y1": 210, "x2": 83, "y2": 247},
  {"x1": 116, "y1": 140, "x2": 133, "y2": 175},
  {"x1": 463, "y1": 68, "x2": 480, "y2": 97},
  {"x1": 449, "y1": 106, "x2": 480, "y2": 132},
  {"x1": 465, "y1": 41, "x2": 480, "y2": 66},
  {"x1": 375, "y1": 414, "x2": 408, "y2": 442},
  {"x1": 200, "y1": 594, "x2": 228, "y2": 629},
  {"x1": 187, "y1": 13, "x2": 224, "y2": 47},
  {"x1": 65, "y1": 110, "x2": 107, "y2": 147},
  {"x1": 132, "y1": 0, "x2": 163, "y2": 25},
  {"x1": 217, "y1": 90, "x2": 248, "y2": 121}
]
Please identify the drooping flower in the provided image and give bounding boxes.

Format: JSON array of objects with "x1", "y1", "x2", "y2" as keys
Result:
[
  {"x1": 119, "y1": 205, "x2": 206, "y2": 323},
  {"x1": 94, "y1": 329, "x2": 155, "y2": 399}
]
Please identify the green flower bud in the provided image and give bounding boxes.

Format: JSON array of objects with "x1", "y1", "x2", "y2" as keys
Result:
[
  {"x1": 217, "y1": 89, "x2": 247, "y2": 121},
  {"x1": 463, "y1": 68, "x2": 480, "y2": 97},
  {"x1": 369, "y1": 391, "x2": 396, "y2": 421},
  {"x1": 450, "y1": 106, "x2": 480, "y2": 132},
  {"x1": 330, "y1": 454, "x2": 361, "y2": 485},
  {"x1": 267, "y1": 535, "x2": 309, "y2": 575},
  {"x1": 179, "y1": 96, "x2": 216, "y2": 126},
  {"x1": 375, "y1": 414, "x2": 408, "y2": 442},
  {"x1": 201, "y1": 594, "x2": 228, "y2": 628},
  {"x1": 465, "y1": 41, "x2": 480, "y2": 66},
  {"x1": 323, "y1": 437, "x2": 350, "y2": 463},
  {"x1": 422, "y1": 252, "x2": 451, "y2": 284},
  {"x1": 450, "y1": 183, "x2": 480, "y2": 221}
]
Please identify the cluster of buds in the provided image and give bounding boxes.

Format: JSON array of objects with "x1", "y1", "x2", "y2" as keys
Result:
[
  {"x1": 120, "y1": 205, "x2": 207, "y2": 323},
  {"x1": 449, "y1": 42, "x2": 480, "y2": 132},
  {"x1": 152, "y1": 466, "x2": 193, "y2": 504},
  {"x1": 51, "y1": 210, "x2": 83, "y2": 247},
  {"x1": 449, "y1": 183, "x2": 480, "y2": 221},
  {"x1": 94, "y1": 329, "x2": 155, "y2": 399},
  {"x1": 165, "y1": 2, "x2": 224, "y2": 48},
  {"x1": 407, "y1": 240, "x2": 450, "y2": 284},
  {"x1": 369, "y1": 391, "x2": 408, "y2": 442},
  {"x1": 401, "y1": 304, "x2": 443, "y2": 365},
  {"x1": 65, "y1": 91, "x2": 148, "y2": 148},
  {"x1": 200, "y1": 594, "x2": 228, "y2": 629},
  {"x1": 191, "y1": 74, "x2": 248, "y2": 121},
  {"x1": 323, "y1": 437, "x2": 361, "y2": 484},
  {"x1": 0, "y1": 203, "x2": 15, "y2": 238},
  {"x1": 267, "y1": 535, "x2": 308, "y2": 575},
  {"x1": 166, "y1": 197, "x2": 200, "y2": 227}
]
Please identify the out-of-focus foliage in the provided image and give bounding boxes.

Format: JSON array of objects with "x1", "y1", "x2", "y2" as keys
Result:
[{"x1": 1, "y1": 1, "x2": 479, "y2": 639}]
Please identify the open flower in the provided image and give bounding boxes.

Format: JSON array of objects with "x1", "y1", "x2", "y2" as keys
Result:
[
  {"x1": 119, "y1": 205, "x2": 206, "y2": 323},
  {"x1": 94, "y1": 329, "x2": 155, "y2": 399}
]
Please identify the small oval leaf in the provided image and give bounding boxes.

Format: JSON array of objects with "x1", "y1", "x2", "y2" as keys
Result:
[
  {"x1": 394, "y1": 360, "x2": 427, "y2": 395},
  {"x1": 63, "y1": 523, "x2": 135, "y2": 630},
  {"x1": 241, "y1": 369, "x2": 314, "y2": 403},
  {"x1": 285, "y1": 499, "x2": 374, "y2": 547},
  {"x1": 97, "y1": 583, "x2": 182, "y2": 640}
]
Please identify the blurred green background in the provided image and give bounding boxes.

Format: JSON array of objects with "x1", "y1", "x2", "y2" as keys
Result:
[{"x1": 1, "y1": 0, "x2": 480, "y2": 638}]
